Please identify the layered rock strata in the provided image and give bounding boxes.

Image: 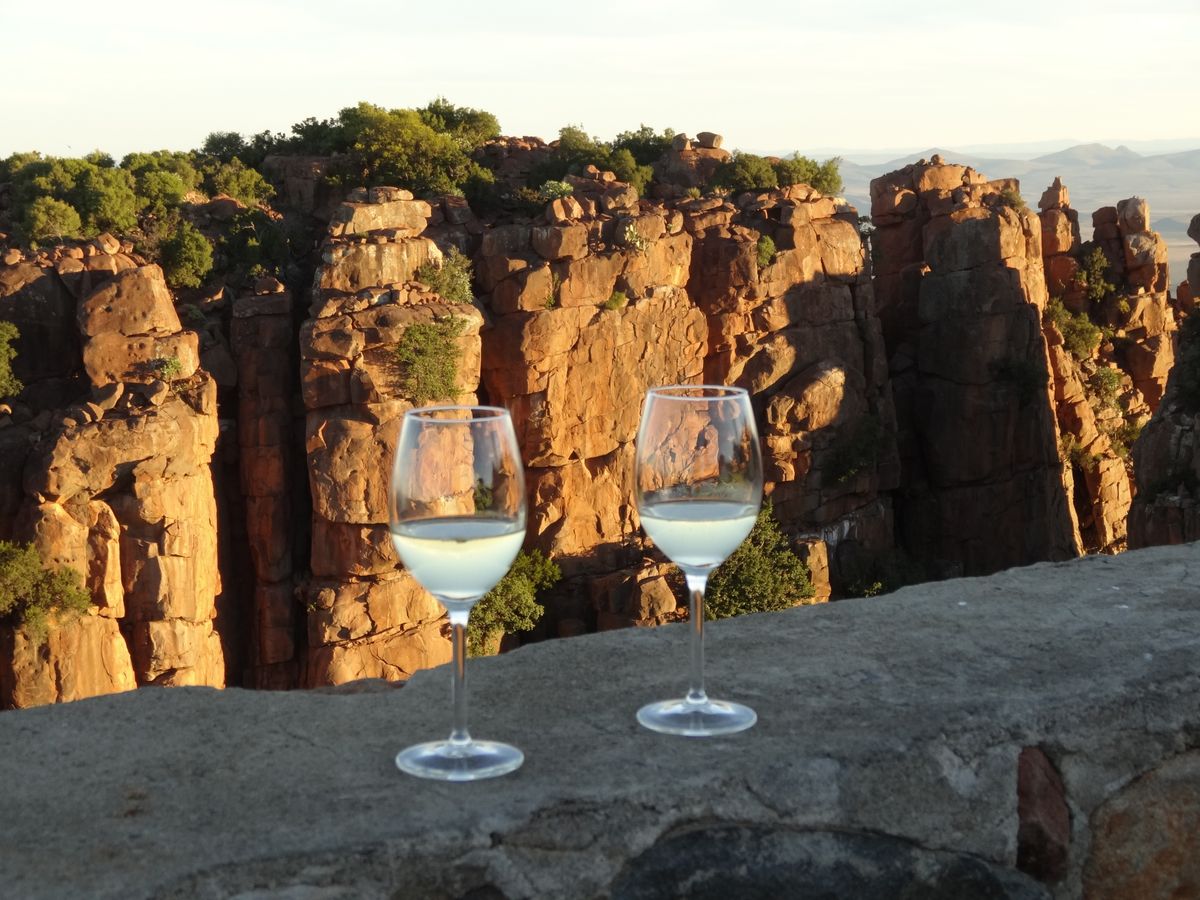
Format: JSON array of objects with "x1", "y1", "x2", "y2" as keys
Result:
[
  {"x1": 0, "y1": 245, "x2": 223, "y2": 706},
  {"x1": 1037, "y1": 179, "x2": 1134, "y2": 553},
  {"x1": 299, "y1": 186, "x2": 481, "y2": 685},
  {"x1": 1127, "y1": 215, "x2": 1200, "y2": 547},
  {"x1": 477, "y1": 167, "x2": 706, "y2": 630},
  {"x1": 232, "y1": 282, "x2": 299, "y2": 687},
  {"x1": 871, "y1": 159, "x2": 1079, "y2": 576},
  {"x1": 683, "y1": 185, "x2": 898, "y2": 594}
]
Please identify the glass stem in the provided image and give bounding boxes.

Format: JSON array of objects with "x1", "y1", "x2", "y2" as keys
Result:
[
  {"x1": 685, "y1": 573, "x2": 708, "y2": 704},
  {"x1": 448, "y1": 610, "x2": 471, "y2": 745}
]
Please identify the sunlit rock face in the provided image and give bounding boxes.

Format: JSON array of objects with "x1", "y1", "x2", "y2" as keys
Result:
[{"x1": 871, "y1": 159, "x2": 1080, "y2": 577}]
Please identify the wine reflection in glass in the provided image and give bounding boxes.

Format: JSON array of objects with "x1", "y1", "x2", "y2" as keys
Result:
[
  {"x1": 388, "y1": 405, "x2": 526, "y2": 780},
  {"x1": 635, "y1": 385, "x2": 763, "y2": 736}
]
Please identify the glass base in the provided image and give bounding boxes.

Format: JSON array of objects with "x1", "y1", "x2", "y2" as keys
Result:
[
  {"x1": 395, "y1": 739, "x2": 524, "y2": 781},
  {"x1": 637, "y1": 697, "x2": 757, "y2": 736}
]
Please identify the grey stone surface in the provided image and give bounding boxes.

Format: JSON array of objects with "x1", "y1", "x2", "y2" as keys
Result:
[{"x1": 1, "y1": 544, "x2": 1199, "y2": 899}]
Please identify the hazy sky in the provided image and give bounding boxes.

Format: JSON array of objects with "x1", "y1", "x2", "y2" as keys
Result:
[{"x1": 2, "y1": 0, "x2": 1197, "y2": 159}]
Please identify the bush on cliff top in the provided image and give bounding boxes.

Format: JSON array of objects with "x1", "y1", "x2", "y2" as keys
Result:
[
  {"x1": 0, "y1": 321, "x2": 22, "y2": 398},
  {"x1": 773, "y1": 154, "x2": 844, "y2": 196},
  {"x1": 712, "y1": 152, "x2": 778, "y2": 193},
  {"x1": 210, "y1": 158, "x2": 275, "y2": 207},
  {"x1": 7, "y1": 154, "x2": 139, "y2": 239},
  {"x1": 468, "y1": 550, "x2": 560, "y2": 656},
  {"x1": 705, "y1": 502, "x2": 815, "y2": 620},
  {"x1": 0, "y1": 540, "x2": 91, "y2": 646},
  {"x1": 21, "y1": 196, "x2": 83, "y2": 242},
  {"x1": 415, "y1": 247, "x2": 474, "y2": 305}
]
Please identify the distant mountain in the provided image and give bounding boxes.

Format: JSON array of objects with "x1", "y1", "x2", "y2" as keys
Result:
[{"x1": 1032, "y1": 143, "x2": 1142, "y2": 166}]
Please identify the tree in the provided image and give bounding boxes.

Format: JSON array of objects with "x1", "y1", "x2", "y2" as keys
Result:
[
  {"x1": 136, "y1": 169, "x2": 189, "y2": 218},
  {"x1": 161, "y1": 220, "x2": 214, "y2": 288},
  {"x1": 21, "y1": 196, "x2": 82, "y2": 242},
  {"x1": 0, "y1": 321, "x2": 22, "y2": 398},
  {"x1": 705, "y1": 502, "x2": 815, "y2": 620},
  {"x1": 468, "y1": 550, "x2": 560, "y2": 656},
  {"x1": 0, "y1": 540, "x2": 91, "y2": 646},
  {"x1": 418, "y1": 97, "x2": 501, "y2": 148},
  {"x1": 611, "y1": 124, "x2": 674, "y2": 165},
  {"x1": 200, "y1": 131, "x2": 247, "y2": 164},
  {"x1": 712, "y1": 152, "x2": 779, "y2": 193},
  {"x1": 211, "y1": 158, "x2": 275, "y2": 206},
  {"x1": 773, "y1": 154, "x2": 843, "y2": 195}
]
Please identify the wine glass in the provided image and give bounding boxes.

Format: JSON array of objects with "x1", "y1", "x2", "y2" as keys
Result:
[
  {"x1": 388, "y1": 405, "x2": 527, "y2": 780},
  {"x1": 634, "y1": 385, "x2": 763, "y2": 736}
]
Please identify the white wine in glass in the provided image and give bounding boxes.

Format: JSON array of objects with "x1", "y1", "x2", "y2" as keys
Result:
[
  {"x1": 389, "y1": 405, "x2": 527, "y2": 780},
  {"x1": 635, "y1": 385, "x2": 763, "y2": 736}
]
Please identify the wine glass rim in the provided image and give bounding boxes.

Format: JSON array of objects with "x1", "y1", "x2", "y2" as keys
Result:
[
  {"x1": 646, "y1": 384, "x2": 749, "y2": 399},
  {"x1": 404, "y1": 404, "x2": 511, "y2": 422}
]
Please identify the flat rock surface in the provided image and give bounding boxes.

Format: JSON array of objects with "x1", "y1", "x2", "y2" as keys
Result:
[{"x1": 2, "y1": 544, "x2": 1199, "y2": 898}]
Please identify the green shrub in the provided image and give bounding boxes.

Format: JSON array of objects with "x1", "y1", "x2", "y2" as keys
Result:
[
  {"x1": 215, "y1": 208, "x2": 292, "y2": 282},
  {"x1": 0, "y1": 540, "x2": 91, "y2": 646},
  {"x1": 161, "y1": 220, "x2": 214, "y2": 289},
  {"x1": 394, "y1": 317, "x2": 466, "y2": 405},
  {"x1": 122, "y1": 150, "x2": 200, "y2": 219},
  {"x1": 1079, "y1": 244, "x2": 1116, "y2": 305},
  {"x1": 826, "y1": 414, "x2": 885, "y2": 484},
  {"x1": 609, "y1": 148, "x2": 653, "y2": 196},
  {"x1": 417, "y1": 97, "x2": 501, "y2": 149},
  {"x1": 611, "y1": 124, "x2": 674, "y2": 165},
  {"x1": 1059, "y1": 433, "x2": 1099, "y2": 472},
  {"x1": 467, "y1": 550, "x2": 560, "y2": 656},
  {"x1": 711, "y1": 152, "x2": 778, "y2": 193},
  {"x1": 199, "y1": 132, "x2": 247, "y2": 164},
  {"x1": 0, "y1": 321, "x2": 22, "y2": 398},
  {"x1": 21, "y1": 196, "x2": 82, "y2": 242},
  {"x1": 1106, "y1": 419, "x2": 1143, "y2": 460},
  {"x1": 843, "y1": 549, "x2": 925, "y2": 599},
  {"x1": 991, "y1": 356, "x2": 1047, "y2": 407},
  {"x1": 9, "y1": 155, "x2": 138, "y2": 237},
  {"x1": 544, "y1": 272, "x2": 562, "y2": 309},
  {"x1": 622, "y1": 222, "x2": 648, "y2": 253},
  {"x1": 603, "y1": 290, "x2": 628, "y2": 311},
  {"x1": 1090, "y1": 367, "x2": 1123, "y2": 408},
  {"x1": 684, "y1": 187, "x2": 702, "y2": 200},
  {"x1": 537, "y1": 180, "x2": 574, "y2": 201},
  {"x1": 772, "y1": 154, "x2": 843, "y2": 195},
  {"x1": 151, "y1": 355, "x2": 183, "y2": 380},
  {"x1": 705, "y1": 502, "x2": 815, "y2": 620},
  {"x1": 414, "y1": 247, "x2": 474, "y2": 304},
  {"x1": 211, "y1": 158, "x2": 275, "y2": 206},
  {"x1": 756, "y1": 233, "x2": 776, "y2": 269},
  {"x1": 997, "y1": 185, "x2": 1027, "y2": 211},
  {"x1": 1044, "y1": 298, "x2": 1101, "y2": 361}
]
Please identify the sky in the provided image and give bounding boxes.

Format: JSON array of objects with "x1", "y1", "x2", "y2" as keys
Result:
[{"x1": 2, "y1": 0, "x2": 1198, "y2": 160}]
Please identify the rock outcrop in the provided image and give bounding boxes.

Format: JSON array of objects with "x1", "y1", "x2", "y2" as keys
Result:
[
  {"x1": 1037, "y1": 180, "x2": 1135, "y2": 553},
  {"x1": 871, "y1": 160, "x2": 1079, "y2": 575},
  {"x1": 0, "y1": 243, "x2": 223, "y2": 707},
  {"x1": 683, "y1": 185, "x2": 898, "y2": 595},
  {"x1": 1127, "y1": 215, "x2": 1200, "y2": 547},
  {"x1": 299, "y1": 186, "x2": 483, "y2": 685}
]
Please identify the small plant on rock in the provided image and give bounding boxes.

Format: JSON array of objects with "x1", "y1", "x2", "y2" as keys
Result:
[
  {"x1": 705, "y1": 502, "x2": 815, "y2": 620},
  {"x1": 415, "y1": 246, "x2": 474, "y2": 305},
  {"x1": 0, "y1": 540, "x2": 91, "y2": 646},
  {"x1": 151, "y1": 355, "x2": 183, "y2": 380},
  {"x1": 544, "y1": 271, "x2": 562, "y2": 309},
  {"x1": 394, "y1": 316, "x2": 466, "y2": 405},
  {"x1": 468, "y1": 550, "x2": 560, "y2": 656},
  {"x1": 537, "y1": 180, "x2": 574, "y2": 201},
  {"x1": 0, "y1": 321, "x2": 22, "y2": 399},
  {"x1": 997, "y1": 185, "x2": 1027, "y2": 211},
  {"x1": 622, "y1": 222, "x2": 648, "y2": 253},
  {"x1": 825, "y1": 414, "x2": 885, "y2": 484},
  {"x1": 756, "y1": 233, "x2": 776, "y2": 270},
  {"x1": 1079, "y1": 244, "x2": 1116, "y2": 305},
  {"x1": 1045, "y1": 298, "x2": 1101, "y2": 361},
  {"x1": 603, "y1": 290, "x2": 628, "y2": 311}
]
